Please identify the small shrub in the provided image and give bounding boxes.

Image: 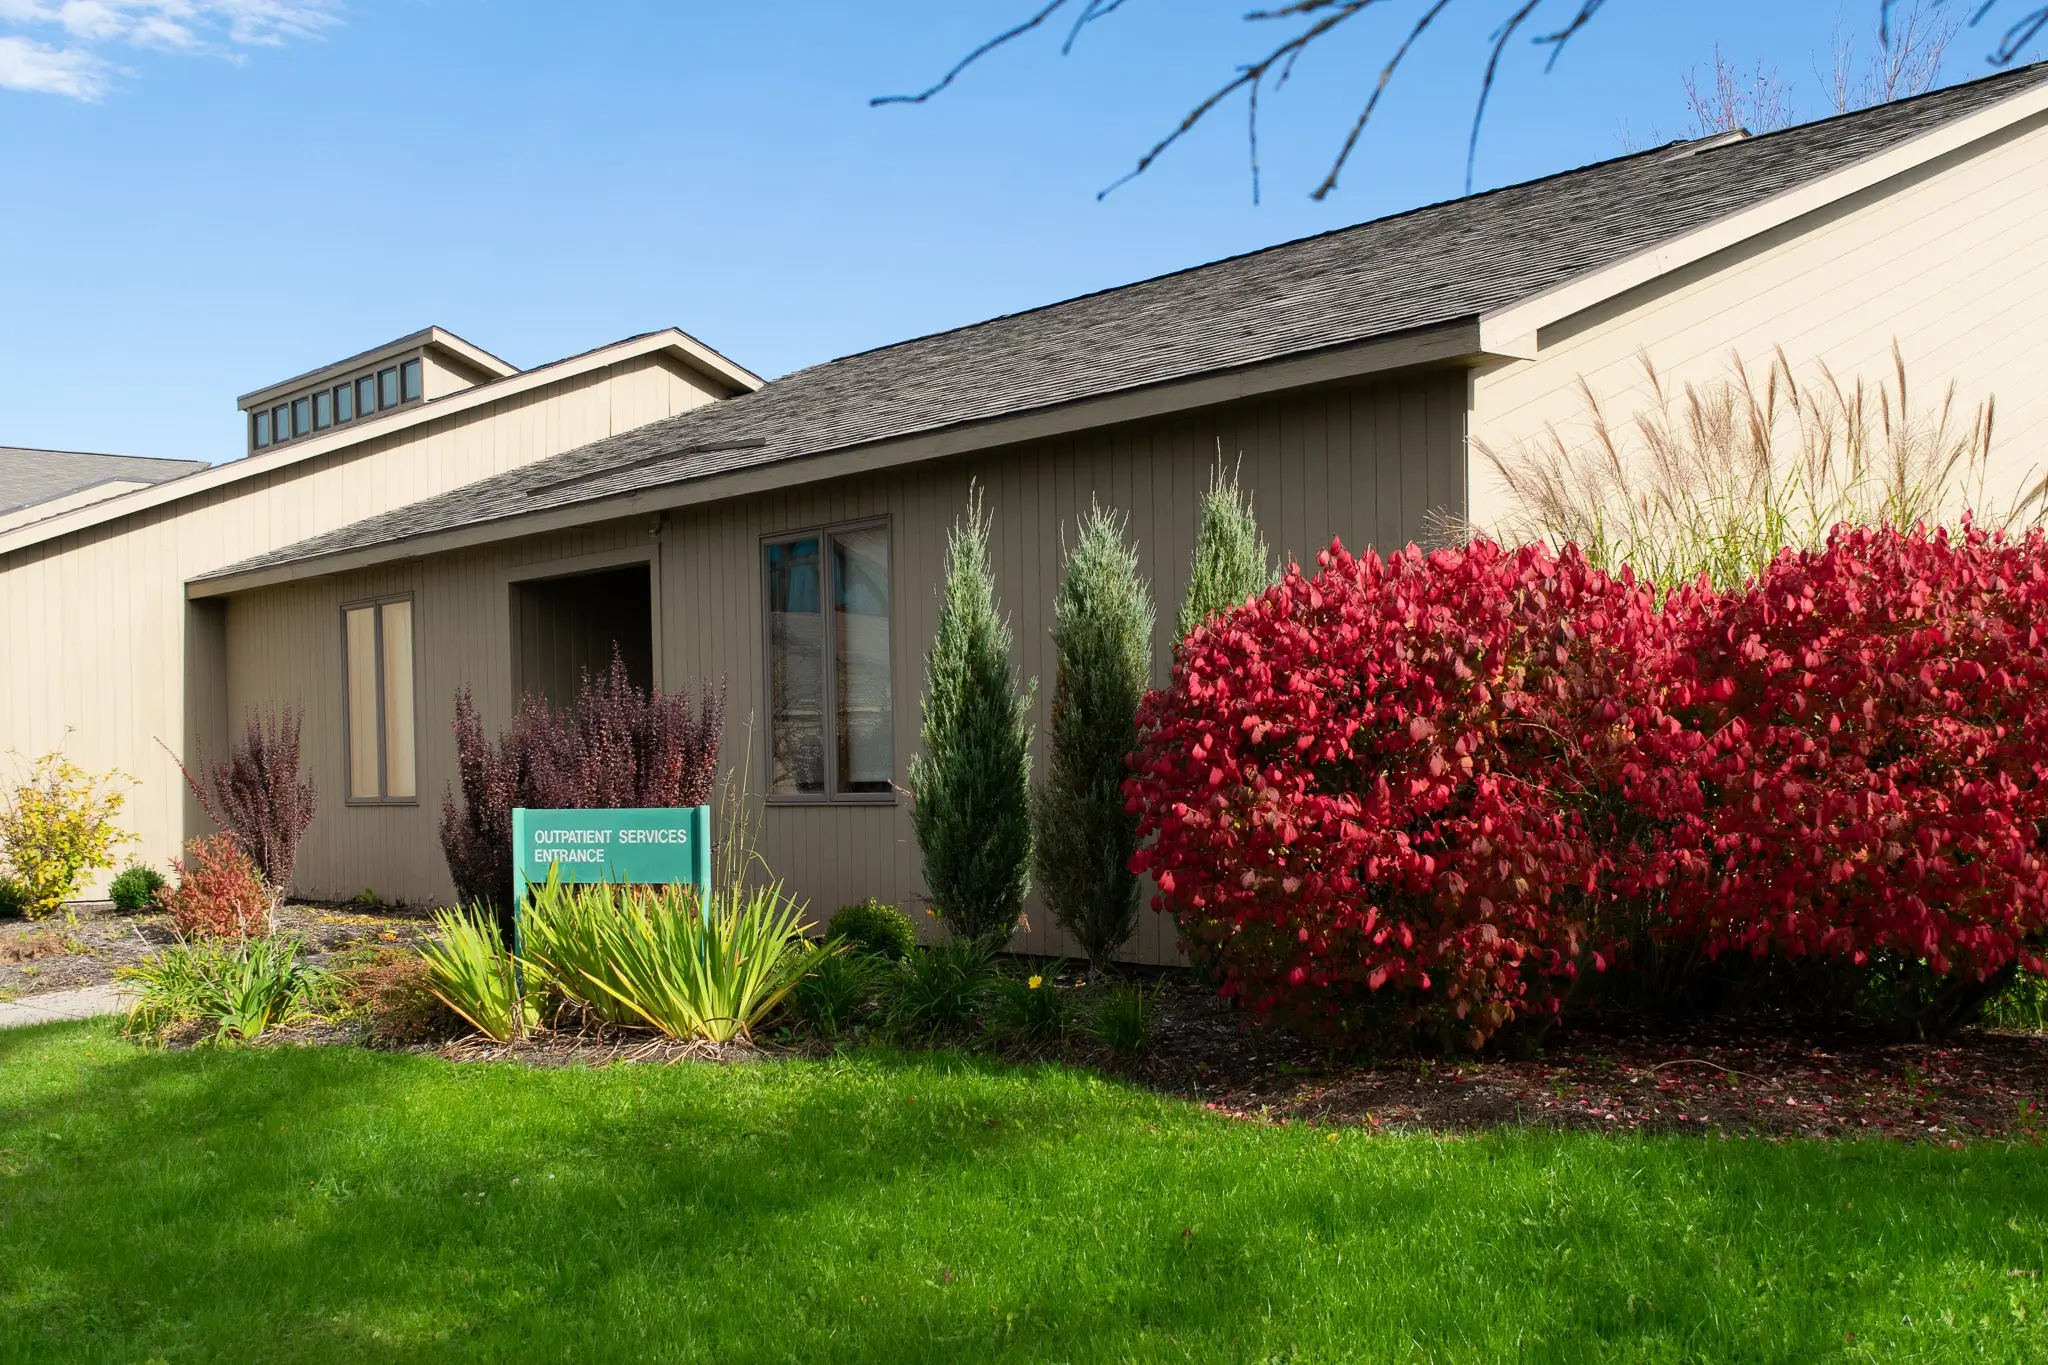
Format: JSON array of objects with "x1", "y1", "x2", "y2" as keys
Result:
[
  {"x1": 908, "y1": 486, "x2": 1036, "y2": 947},
  {"x1": 108, "y1": 863, "x2": 166, "y2": 912},
  {"x1": 0, "y1": 751, "x2": 136, "y2": 919},
  {"x1": 886, "y1": 936, "x2": 996, "y2": 1037},
  {"x1": 0, "y1": 876, "x2": 27, "y2": 920},
  {"x1": 162, "y1": 707, "x2": 317, "y2": 927},
  {"x1": 332, "y1": 947, "x2": 463, "y2": 1045},
  {"x1": 827, "y1": 899, "x2": 917, "y2": 960},
  {"x1": 791, "y1": 942, "x2": 887, "y2": 1038},
  {"x1": 440, "y1": 656, "x2": 726, "y2": 918},
  {"x1": 120, "y1": 936, "x2": 324, "y2": 1044},
  {"x1": 984, "y1": 966, "x2": 1073, "y2": 1043},
  {"x1": 161, "y1": 834, "x2": 269, "y2": 939},
  {"x1": 418, "y1": 906, "x2": 537, "y2": 1042},
  {"x1": 1083, "y1": 982, "x2": 1154, "y2": 1057}
]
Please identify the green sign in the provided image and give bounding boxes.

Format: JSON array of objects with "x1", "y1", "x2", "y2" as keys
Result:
[{"x1": 510, "y1": 805, "x2": 713, "y2": 905}]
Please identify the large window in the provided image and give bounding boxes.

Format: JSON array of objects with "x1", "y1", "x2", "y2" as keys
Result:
[
  {"x1": 764, "y1": 521, "x2": 893, "y2": 800},
  {"x1": 342, "y1": 596, "x2": 418, "y2": 803}
]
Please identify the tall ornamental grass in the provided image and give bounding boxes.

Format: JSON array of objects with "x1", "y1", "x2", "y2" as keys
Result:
[
  {"x1": 1479, "y1": 346, "x2": 2043, "y2": 593},
  {"x1": 1033, "y1": 503, "x2": 1155, "y2": 972},
  {"x1": 909, "y1": 485, "x2": 1035, "y2": 947}
]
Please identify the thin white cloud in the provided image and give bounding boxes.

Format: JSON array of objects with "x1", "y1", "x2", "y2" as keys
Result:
[
  {"x1": 0, "y1": 0, "x2": 338, "y2": 97},
  {"x1": 0, "y1": 34, "x2": 107, "y2": 97}
]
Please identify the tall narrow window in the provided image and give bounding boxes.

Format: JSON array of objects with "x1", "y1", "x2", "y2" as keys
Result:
[
  {"x1": 273, "y1": 404, "x2": 290, "y2": 442},
  {"x1": 334, "y1": 382, "x2": 354, "y2": 422},
  {"x1": 291, "y1": 397, "x2": 311, "y2": 436},
  {"x1": 356, "y1": 375, "x2": 376, "y2": 416},
  {"x1": 377, "y1": 367, "x2": 399, "y2": 410},
  {"x1": 764, "y1": 521, "x2": 892, "y2": 800},
  {"x1": 400, "y1": 358, "x2": 422, "y2": 402},
  {"x1": 253, "y1": 411, "x2": 272, "y2": 448},
  {"x1": 313, "y1": 390, "x2": 333, "y2": 430},
  {"x1": 343, "y1": 596, "x2": 418, "y2": 802}
]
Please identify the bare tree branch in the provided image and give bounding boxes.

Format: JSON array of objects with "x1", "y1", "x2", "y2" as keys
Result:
[{"x1": 876, "y1": 1, "x2": 2048, "y2": 201}]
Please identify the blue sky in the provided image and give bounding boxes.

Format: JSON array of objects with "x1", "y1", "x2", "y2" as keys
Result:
[{"x1": 0, "y1": 1, "x2": 2032, "y2": 464}]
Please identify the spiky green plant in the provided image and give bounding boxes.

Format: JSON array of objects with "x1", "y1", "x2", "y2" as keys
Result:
[
  {"x1": 909, "y1": 484, "x2": 1035, "y2": 947},
  {"x1": 1033, "y1": 503, "x2": 1154, "y2": 972},
  {"x1": 1176, "y1": 461, "x2": 1272, "y2": 640},
  {"x1": 563, "y1": 882, "x2": 810, "y2": 1043},
  {"x1": 418, "y1": 906, "x2": 537, "y2": 1042},
  {"x1": 521, "y1": 872, "x2": 643, "y2": 1028},
  {"x1": 791, "y1": 940, "x2": 887, "y2": 1038},
  {"x1": 884, "y1": 936, "x2": 997, "y2": 1037},
  {"x1": 119, "y1": 935, "x2": 325, "y2": 1045}
]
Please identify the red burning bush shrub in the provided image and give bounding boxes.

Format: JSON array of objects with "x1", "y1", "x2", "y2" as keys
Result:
[
  {"x1": 1127, "y1": 539, "x2": 1683, "y2": 1048},
  {"x1": 1127, "y1": 524, "x2": 2048, "y2": 1049},
  {"x1": 1657, "y1": 523, "x2": 2048, "y2": 982},
  {"x1": 162, "y1": 833, "x2": 269, "y2": 939}
]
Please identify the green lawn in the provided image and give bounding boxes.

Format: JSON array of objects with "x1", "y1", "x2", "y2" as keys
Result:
[{"x1": 2, "y1": 1022, "x2": 2045, "y2": 1363}]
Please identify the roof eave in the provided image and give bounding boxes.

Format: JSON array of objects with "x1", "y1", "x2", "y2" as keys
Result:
[
  {"x1": 2, "y1": 328, "x2": 760, "y2": 559},
  {"x1": 189, "y1": 317, "x2": 1506, "y2": 599}
]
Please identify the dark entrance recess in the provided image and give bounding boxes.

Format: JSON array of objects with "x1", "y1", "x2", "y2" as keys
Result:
[{"x1": 511, "y1": 564, "x2": 654, "y2": 708}]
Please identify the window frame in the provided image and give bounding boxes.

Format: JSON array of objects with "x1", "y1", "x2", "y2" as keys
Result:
[
  {"x1": 339, "y1": 591, "x2": 421, "y2": 807},
  {"x1": 377, "y1": 367, "x2": 399, "y2": 410},
  {"x1": 356, "y1": 375, "x2": 377, "y2": 417},
  {"x1": 272, "y1": 404, "x2": 290, "y2": 443},
  {"x1": 759, "y1": 516, "x2": 896, "y2": 806},
  {"x1": 313, "y1": 389, "x2": 333, "y2": 430},
  {"x1": 334, "y1": 381, "x2": 354, "y2": 423},
  {"x1": 252, "y1": 410, "x2": 271, "y2": 448},
  {"x1": 399, "y1": 357, "x2": 422, "y2": 403}
]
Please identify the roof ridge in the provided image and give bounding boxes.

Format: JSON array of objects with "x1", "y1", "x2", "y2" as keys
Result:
[{"x1": 769, "y1": 62, "x2": 2048, "y2": 384}]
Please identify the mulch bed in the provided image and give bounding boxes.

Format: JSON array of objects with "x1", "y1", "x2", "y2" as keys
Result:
[
  {"x1": 0, "y1": 899, "x2": 437, "y2": 1000},
  {"x1": 1125, "y1": 974, "x2": 2048, "y2": 1144}
]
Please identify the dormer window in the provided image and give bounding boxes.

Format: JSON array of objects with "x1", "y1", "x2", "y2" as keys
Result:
[{"x1": 239, "y1": 330, "x2": 515, "y2": 454}]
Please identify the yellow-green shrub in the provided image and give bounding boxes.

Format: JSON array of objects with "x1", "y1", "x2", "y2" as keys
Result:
[{"x1": 0, "y1": 752, "x2": 135, "y2": 919}]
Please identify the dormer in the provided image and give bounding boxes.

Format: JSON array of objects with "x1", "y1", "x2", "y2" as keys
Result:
[{"x1": 236, "y1": 327, "x2": 520, "y2": 454}]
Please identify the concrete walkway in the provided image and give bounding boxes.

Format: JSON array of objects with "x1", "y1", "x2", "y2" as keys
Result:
[{"x1": 0, "y1": 982, "x2": 135, "y2": 1029}]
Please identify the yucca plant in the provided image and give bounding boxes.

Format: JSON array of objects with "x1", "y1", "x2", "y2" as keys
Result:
[{"x1": 418, "y1": 905, "x2": 537, "y2": 1042}]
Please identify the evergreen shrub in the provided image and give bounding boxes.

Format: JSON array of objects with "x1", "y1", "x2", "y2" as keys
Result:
[
  {"x1": 827, "y1": 899, "x2": 918, "y2": 959},
  {"x1": 908, "y1": 486, "x2": 1034, "y2": 946},
  {"x1": 1034, "y1": 504, "x2": 1154, "y2": 972},
  {"x1": 108, "y1": 864, "x2": 166, "y2": 912}
]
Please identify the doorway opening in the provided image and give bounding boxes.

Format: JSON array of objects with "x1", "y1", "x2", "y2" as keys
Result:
[{"x1": 511, "y1": 563, "x2": 653, "y2": 708}]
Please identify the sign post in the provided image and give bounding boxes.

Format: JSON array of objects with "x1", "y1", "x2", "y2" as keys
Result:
[{"x1": 509, "y1": 804, "x2": 715, "y2": 965}]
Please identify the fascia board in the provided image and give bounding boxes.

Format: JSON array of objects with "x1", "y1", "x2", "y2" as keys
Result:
[
  {"x1": 423, "y1": 328, "x2": 520, "y2": 379},
  {"x1": 2, "y1": 329, "x2": 750, "y2": 559},
  {"x1": 1477, "y1": 79, "x2": 2048, "y2": 349},
  {"x1": 189, "y1": 319, "x2": 1500, "y2": 599}
]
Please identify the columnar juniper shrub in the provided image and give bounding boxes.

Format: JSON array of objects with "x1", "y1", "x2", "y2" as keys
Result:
[
  {"x1": 1034, "y1": 504, "x2": 1155, "y2": 973},
  {"x1": 439, "y1": 651, "x2": 725, "y2": 920},
  {"x1": 909, "y1": 486, "x2": 1035, "y2": 947},
  {"x1": 1127, "y1": 526, "x2": 2048, "y2": 1049},
  {"x1": 1175, "y1": 462, "x2": 1273, "y2": 640}
]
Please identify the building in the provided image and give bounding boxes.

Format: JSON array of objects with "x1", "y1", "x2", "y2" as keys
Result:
[
  {"x1": 1, "y1": 448, "x2": 208, "y2": 535},
  {"x1": 6, "y1": 66, "x2": 2047, "y2": 962}
]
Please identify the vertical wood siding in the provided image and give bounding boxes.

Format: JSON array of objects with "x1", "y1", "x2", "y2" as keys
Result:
[
  {"x1": 0, "y1": 355, "x2": 725, "y2": 890},
  {"x1": 229, "y1": 369, "x2": 1467, "y2": 964},
  {"x1": 1470, "y1": 113, "x2": 2048, "y2": 531}
]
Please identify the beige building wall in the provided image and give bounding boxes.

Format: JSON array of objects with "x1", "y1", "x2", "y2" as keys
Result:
[
  {"x1": 225, "y1": 369, "x2": 1467, "y2": 964},
  {"x1": 0, "y1": 354, "x2": 729, "y2": 891},
  {"x1": 1469, "y1": 111, "x2": 2048, "y2": 535}
]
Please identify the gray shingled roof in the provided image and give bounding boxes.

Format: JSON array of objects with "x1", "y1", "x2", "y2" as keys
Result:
[
  {"x1": 1, "y1": 447, "x2": 208, "y2": 516},
  {"x1": 206, "y1": 64, "x2": 2048, "y2": 582}
]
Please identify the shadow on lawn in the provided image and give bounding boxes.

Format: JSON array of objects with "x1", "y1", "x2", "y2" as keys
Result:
[{"x1": 4, "y1": 1022, "x2": 2047, "y2": 1362}]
